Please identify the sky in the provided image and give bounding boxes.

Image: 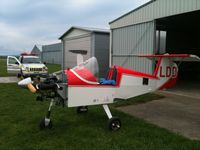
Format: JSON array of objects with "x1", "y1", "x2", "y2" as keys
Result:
[{"x1": 0, "y1": 0, "x2": 150, "y2": 55}]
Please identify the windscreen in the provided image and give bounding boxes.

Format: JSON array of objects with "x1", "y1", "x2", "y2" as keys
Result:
[
  {"x1": 72, "y1": 57, "x2": 99, "y2": 80},
  {"x1": 22, "y1": 57, "x2": 41, "y2": 64}
]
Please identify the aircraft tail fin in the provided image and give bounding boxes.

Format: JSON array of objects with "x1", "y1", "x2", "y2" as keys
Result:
[
  {"x1": 140, "y1": 54, "x2": 200, "y2": 90},
  {"x1": 154, "y1": 56, "x2": 178, "y2": 90}
]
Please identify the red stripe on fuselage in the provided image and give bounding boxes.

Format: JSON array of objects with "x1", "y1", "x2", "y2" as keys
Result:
[{"x1": 153, "y1": 57, "x2": 162, "y2": 76}]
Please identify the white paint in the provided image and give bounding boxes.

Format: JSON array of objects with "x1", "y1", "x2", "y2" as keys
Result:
[
  {"x1": 103, "y1": 105, "x2": 112, "y2": 119},
  {"x1": 7, "y1": 56, "x2": 21, "y2": 74},
  {"x1": 68, "y1": 86, "x2": 115, "y2": 107},
  {"x1": 64, "y1": 29, "x2": 90, "y2": 39},
  {"x1": 18, "y1": 77, "x2": 32, "y2": 86},
  {"x1": 120, "y1": 75, "x2": 143, "y2": 86},
  {"x1": 77, "y1": 54, "x2": 84, "y2": 66}
]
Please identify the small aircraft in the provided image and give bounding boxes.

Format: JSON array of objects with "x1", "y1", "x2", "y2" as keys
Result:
[{"x1": 18, "y1": 53, "x2": 200, "y2": 131}]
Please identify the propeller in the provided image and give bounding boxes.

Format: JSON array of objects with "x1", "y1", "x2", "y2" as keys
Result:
[{"x1": 18, "y1": 77, "x2": 37, "y2": 93}]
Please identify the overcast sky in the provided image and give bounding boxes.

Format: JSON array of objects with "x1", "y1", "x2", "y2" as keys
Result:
[{"x1": 0, "y1": 0, "x2": 149, "y2": 55}]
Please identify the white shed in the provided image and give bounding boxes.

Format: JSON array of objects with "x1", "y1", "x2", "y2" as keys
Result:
[{"x1": 59, "y1": 26, "x2": 110, "y2": 77}]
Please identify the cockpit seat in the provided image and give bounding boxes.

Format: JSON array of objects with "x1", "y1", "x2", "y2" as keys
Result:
[{"x1": 100, "y1": 66, "x2": 117, "y2": 86}]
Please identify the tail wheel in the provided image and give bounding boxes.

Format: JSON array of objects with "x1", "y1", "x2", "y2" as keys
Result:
[{"x1": 108, "y1": 117, "x2": 121, "y2": 131}]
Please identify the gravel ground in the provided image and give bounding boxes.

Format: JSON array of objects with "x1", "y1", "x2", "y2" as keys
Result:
[{"x1": 0, "y1": 77, "x2": 19, "y2": 83}]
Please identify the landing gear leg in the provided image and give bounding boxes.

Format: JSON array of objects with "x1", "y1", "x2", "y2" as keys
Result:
[
  {"x1": 102, "y1": 104, "x2": 121, "y2": 131},
  {"x1": 40, "y1": 99, "x2": 54, "y2": 129}
]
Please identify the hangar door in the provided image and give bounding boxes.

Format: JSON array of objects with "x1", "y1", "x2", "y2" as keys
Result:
[
  {"x1": 111, "y1": 21, "x2": 155, "y2": 74},
  {"x1": 156, "y1": 10, "x2": 200, "y2": 84},
  {"x1": 63, "y1": 36, "x2": 91, "y2": 69}
]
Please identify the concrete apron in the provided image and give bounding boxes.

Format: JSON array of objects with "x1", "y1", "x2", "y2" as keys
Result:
[
  {"x1": 0, "y1": 77, "x2": 19, "y2": 83},
  {"x1": 166, "y1": 81, "x2": 200, "y2": 99},
  {"x1": 117, "y1": 92, "x2": 200, "y2": 140}
]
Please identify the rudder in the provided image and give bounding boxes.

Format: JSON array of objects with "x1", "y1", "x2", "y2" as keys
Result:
[{"x1": 154, "y1": 57, "x2": 178, "y2": 90}]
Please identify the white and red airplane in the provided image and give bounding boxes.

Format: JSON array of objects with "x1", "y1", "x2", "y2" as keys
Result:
[{"x1": 18, "y1": 53, "x2": 200, "y2": 130}]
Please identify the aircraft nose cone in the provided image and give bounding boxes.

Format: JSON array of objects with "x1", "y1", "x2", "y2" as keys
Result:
[{"x1": 18, "y1": 77, "x2": 32, "y2": 86}]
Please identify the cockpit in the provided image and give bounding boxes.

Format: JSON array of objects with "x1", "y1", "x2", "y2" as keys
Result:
[{"x1": 66, "y1": 57, "x2": 118, "y2": 86}]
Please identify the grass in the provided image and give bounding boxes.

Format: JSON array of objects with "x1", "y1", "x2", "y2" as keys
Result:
[
  {"x1": 0, "y1": 58, "x2": 61, "y2": 77},
  {"x1": 0, "y1": 83, "x2": 199, "y2": 150},
  {"x1": 46, "y1": 63, "x2": 61, "y2": 74},
  {"x1": 0, "y1": 58, "x2": 14, "y2": 77}
]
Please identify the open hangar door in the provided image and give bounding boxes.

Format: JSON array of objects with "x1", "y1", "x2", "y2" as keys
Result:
[{"x1": 155, "y1": 10, "x2": 200, "y2": 91}]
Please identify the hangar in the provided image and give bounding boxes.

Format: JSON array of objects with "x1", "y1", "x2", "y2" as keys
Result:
[
  {"x1": 59, "y1": 26, "x2": 110, "y2": 77},
  {"x1": 42, "y1": 43, "x2": 62, "y2": 64},
  {"x1": 109, "y1": 0, "x2": 200, "y2": 85}
]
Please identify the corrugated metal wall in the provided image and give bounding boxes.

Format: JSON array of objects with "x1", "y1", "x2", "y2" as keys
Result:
[
  {"x1": 61, "y1": 28, "x2": 110, "y2": 77},
  {"x1": 110, "y1": 0, "x2": 200, "y2": 29},
  {"x1": 111, "y1": 21, "x2": 155, "y2": 74},
  {"x1": 42, "y1": 51, "x2": 61, "y2": 64},
  {"x1": 42, "y1": 43, "x2": 62, "y2": 64},
  {"x1": 63, "y1": 36, "x2": 91, "y2": 69},
  {"x1": 94, "y1": 33, "x2": 110, "y2": 77}
]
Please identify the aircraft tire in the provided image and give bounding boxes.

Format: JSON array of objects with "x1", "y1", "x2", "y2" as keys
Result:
[
  {"x1": 17, "y1": 73, "x2": 21, "y2": 78},
  {"x1": 39, "y1": 118, "x2": 53, "y2": 129},
  {"x1": 36, "y1": 96, "x2": 43, "y2": 101},
  {"x1": 108, "y1": 117, "x2": 121, "y2": 131},
  {"x1": 77, "y1": 106, "x2": 88, "y2": 113}
]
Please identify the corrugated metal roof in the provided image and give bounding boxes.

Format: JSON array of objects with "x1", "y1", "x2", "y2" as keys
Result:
[
  {"x1": 42, "y1": 43, "x2": 62, "y2": 52},
  {"x1": 59, "y1": 26, "x2": 110, "y2": 39},
  {"x1": 110, "y1": 0, "x2": 200, "y2": 29},
  {"x1": 109, "y1": 0, "x2": 154, "y2": 24},
  {"x1": 31, "y1": 45, "x2": 41, "y2": 54}
]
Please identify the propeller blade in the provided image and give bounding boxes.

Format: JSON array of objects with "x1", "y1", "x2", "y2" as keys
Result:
[
  {"x1": 18, "y1": 77, "x2": 32, "y2": 86},
  {"x1": 18, "y1": 77, "x2": 37, "y2": 93}
]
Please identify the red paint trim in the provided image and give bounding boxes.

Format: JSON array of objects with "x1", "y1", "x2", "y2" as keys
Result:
[
  {"x1": 166, "y1": 66, "x2": 171, "y2": 77},
  {"x1": 159, "y1": 66, "x2": 167, "y2": 78},
  {"x1": 108, "y1": 69, "x2": 113, "y2": 80},
  {"x1": 153, "y1": 57, "x2": 162, "y2": 76},
  {"x1": 172, "y1": 66, "x2": 178, "y2": 78},
  {"x1": 115, "y1": 66, "x2": 158, "y2": 79},
  {"x1": 158, "y1": 77, "x2": 178, "y2": 90},
  {"x1": 66, "y1": 67, "x2": 98, "y2": 86}
]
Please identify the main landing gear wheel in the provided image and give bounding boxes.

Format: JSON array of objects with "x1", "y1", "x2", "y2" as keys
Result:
[
  {"x1": 36, "y1": 96, "x2": 43, "y2": 101},
  {"x1": 77, "y1": 106, "x2": 88, "y2": 113},
  {"x1": 17, "y1": 73, "x2": 22, "y2": 78},
  {"x1": 39, "y1": 118, "x2": 53, "y2": 129},
  {"x1": 108, "y1": 117, "x2": 121, "y2": 131}
]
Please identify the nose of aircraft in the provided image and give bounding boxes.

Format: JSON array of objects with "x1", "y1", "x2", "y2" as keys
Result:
[
  {"x1": 18, "y1": 77, "x2": 37, "y2": 93},
  {"x1": 18, "y1": 77, "x2": 32, "y2": 86}
]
